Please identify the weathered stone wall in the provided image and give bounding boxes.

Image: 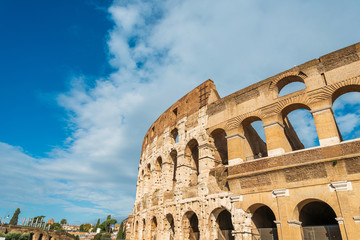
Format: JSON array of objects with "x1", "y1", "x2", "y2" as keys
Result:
[
  {"x1": 127, "y1": 43, "x2": 360, "y2": 240},
  {"x1": 0, "y1": 225, "x2": 75, "y2": 240}
]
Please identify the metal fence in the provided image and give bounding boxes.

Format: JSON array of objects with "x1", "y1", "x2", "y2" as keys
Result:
[
  {"x1": 251, "y1": 228, "x2": 279, "y2": 240},
  {"x1": 302, "y1": 225, "x2": 342, "y2": 240}
]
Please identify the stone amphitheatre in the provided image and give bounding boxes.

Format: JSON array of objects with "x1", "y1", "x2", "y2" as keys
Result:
[{"x1": 126, "y1": 43, "x2": 360, "y2": 240}]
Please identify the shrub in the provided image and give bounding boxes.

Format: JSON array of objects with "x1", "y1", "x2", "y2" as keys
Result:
[
  {"x1": 93, "y1": 233, "x2": 102, "y2": 240},
  {"x1": 19, "y1": 234, "x2": 30, "y2": 240},
  {"x1": 5, "y1": 232, "x2": 22, "y2": 240}
]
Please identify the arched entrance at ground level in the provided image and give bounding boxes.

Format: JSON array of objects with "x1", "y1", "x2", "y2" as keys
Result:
[
  {"x1": 165, "y1": 214, "x2": 175, "y2": 240},
  {"x1": 209, "y1": 208, "x2": 234, "y2": 240},
  {"x1": 182, "y1": 211, "x2": 200, "y2": 240},
  {"x1": 151, "y1": 217, "x2": 157, "y2": 240},
  {"x1": 248, "y1": 204, "x2": 278, "y2": 240},
  {"x1": 299, "y1": 201, "x2": 342, "y2": 240}
]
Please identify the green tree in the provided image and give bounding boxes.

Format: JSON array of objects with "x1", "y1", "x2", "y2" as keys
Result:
[
  {"x1": 106, "y1": 215, "x2": 111, "y2": 220},
  {"x1": 74, "y1": 236, "x2": 79, "y2": 240},
  {"x1": 79, "y1": 224, "x2": 84, "y2": 232},
  {"x1": 60, "y1": 219, "x2": 67, "y2": 225},
  {"x1": 9, "y1": 208, "x2": 21, "y2": 225},
  {"x1": 82, "y1": 223, "x2": 91, "y2": 232},
  {"x1": 50, "y1": 223, "x2": 63, "y2": 231},
  {"x1": 93, "y1": 219, "x2": 100, "y2": 232},
  {"x1": 93, "y1": 233, "x2": 102, "y2": 240},
  {"x1": 33, "y1": 216, "x2": 45, "y2": 222},
  {"x1": 101, "y1": 233, "x2": 111, "y2": 240},
  {"x1": 116, "y1": 222, "x2": 126, "y2": 239}
]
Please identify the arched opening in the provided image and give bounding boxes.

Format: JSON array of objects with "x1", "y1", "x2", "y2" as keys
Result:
[
  {"x1": 282, "y1": 104, "x2": 320, "y2": 150},
  {"x1": 142, "y1": 219, "x2": 146, "y2": 240},
  {"x1": 30, "y1": 233, "x2": 34, "y2": 240},
  {"x1": 185, "y1": 139, "x2": 199, "y2": 186},
  {"x1": 170, "y1": 150, "x2": 177, "y2": 184},
  {"x1": 134, "y1": 221, "x2": 139, "y2": 240},
  {"x1": 38, "y1": 234, "x2": 43, "y2": 240},
  {"x1": 171, "y1": 128, "x2": 179, "y2": 143},
  {"x1": 249, "y1": 204, "x2": 278, "y2": 240},
  {"x1": 242, "y1": 117, "x2": 267, "y2": 160},
  {"x1": 275, "y1": 74, "x2": 306, "y2": 97},
  {"x1": 332, "y1": 86, "x2": 360, "y2": 142},
  {"x1": 165, "y1": 214, "x2": 175, "y2": 240},
  {"x1": 182, "y1": 211, "x2": 200, "y2": 240},
  {"x1": 211, "y1": 129, "x2": 228, "y2": 165},
  {"x1": 150, "y1": 217, "x2": 157, "y2": 240},
  {"x1": 154, "y1": 157, "x2": 162, "y2": 188},
  {"x1": 278, "y1": 82, "x2": 306, "y2": 97},
  {"x1": 299, "y1": 201, "x2": 342, "y2": 240},
  {"x1": 209, "y1": 208, "x2": 234, "y2": 240}
]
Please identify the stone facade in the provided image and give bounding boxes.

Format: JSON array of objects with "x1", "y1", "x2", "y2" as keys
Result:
[{"x1": 127, "y1": 43, "x2": 360, "y2": 240}]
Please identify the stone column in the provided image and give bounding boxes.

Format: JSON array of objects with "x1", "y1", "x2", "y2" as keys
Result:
[
  {"x1": 226, "y1": 128, "x2": 246, "y2": 165},
  {"x1": 263, "y1": 119, "x2": 292, "y2": 157},
  {"x1": 286, "y1": 221, "x2": 303, "y2": 240},
  {"x1": 175, "y1": 153, "x2": 190, "y2": 189},
  {"x1": 311, "y1": 106, "x2": 341, "y2": 146}
]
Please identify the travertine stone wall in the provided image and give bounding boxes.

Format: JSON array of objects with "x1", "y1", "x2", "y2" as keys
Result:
[{"x1": 127, "y1": 43, "x2": 360, "y2": 240}]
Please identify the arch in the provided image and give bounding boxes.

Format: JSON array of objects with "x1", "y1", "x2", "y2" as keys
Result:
[
  {"x1": 278, "y1": 81, "x2": 306, "y2": 97},
  {"x1": 210, "y1": 128, "x2": 228, "y2": 165},
  {"x1": 182, "y1": 211, "x2": 200, "y2": 240},
  {"x1": 134, "y1": 221, "x2": 139, "y2": 240},
  {"x1": 170, "y1": 128, "x2": 179, "y2": 143},
  {"x1": 142, "y1": 219, "x2": 146, "y2": 240},
  {"x1": 150, "y1": 217, "x2": 157, "y2": 240},
  {"x1": 170, "y1": 150, "x2": 178, "y2": 183},
  {"x1": 185, "y1": 139, "x2": 199, "y2": 186},
  {"x1": 269, "y1": 72, "x2": 307, "y2": 96},
  {"x1": 241, "y1": 116, "x2": 268, "y2": 160},
  {"x1": 332, "y1": 87, "x2": 360, "y2": 142},
  {"x1": 165, "y1": 214, "x2": 175, "y2": 240},
  {"x1": 208, "y1": 207, "x2": 234, "y2": 240},
  {"x1": 154, "y1": 157, "x2": 162, "y2": 188},
  {"x1": 247, "y1": 204, "x2": 278, "y2": 240},
  {"x1": 296, "y1": 199, "x2": 342, "y2": 240},
  {"x1": 280, "y1": 103, "x2": 320, "y2": 150}
]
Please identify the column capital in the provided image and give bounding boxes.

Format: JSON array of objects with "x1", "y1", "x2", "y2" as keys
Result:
[
  {"x1": 272, "y1": 189, "x2": 289, "y2": 198},
  {"x1": 329, "y1": 181, "x2": 352, "y2": 192},
  {"x1": 353, "y1": 216, "x2": 360, "y2": 223},
  {"x1": 230, "y1": 195, "x2": 243, "y2": 203},
  {"x1": 335, "y1": 217, "x2": 344, "y2": 224},
  {"x1": 287, "y1": 220, "x2": 302, "y2": 227},
  {"x1": 263, "y1": 121, "x2": 285, "y2": 129},
  {"x1": 310, "y1": 105, "x2": 333, "y2": 115},
  {"x1": 226, "y1": 133, "x2": 245, "y2": 140}
]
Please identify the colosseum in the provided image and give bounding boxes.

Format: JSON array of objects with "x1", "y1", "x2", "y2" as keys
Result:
[{"x1": 126, "y1": 43, "x2": 360, "y2": 240}]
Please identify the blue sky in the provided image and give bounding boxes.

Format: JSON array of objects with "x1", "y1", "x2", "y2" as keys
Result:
[{"x1": 0, "y1": 0, "x2": 359, "y2": 225}]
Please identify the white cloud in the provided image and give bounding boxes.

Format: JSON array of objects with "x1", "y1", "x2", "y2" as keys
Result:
[{"x1": 1, "y1": 0, "x2": 360, "y2": 223}]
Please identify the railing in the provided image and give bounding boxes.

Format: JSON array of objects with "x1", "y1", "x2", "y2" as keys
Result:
[
  {"x1": 251, "y1": 228, "x2": 278, "y2": 240},
  {"x1": 302, "y1": 225, "x2": 342, "y2": 240}
]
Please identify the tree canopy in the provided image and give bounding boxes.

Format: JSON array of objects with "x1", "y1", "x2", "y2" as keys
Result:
[
  {"x1": 9, "y1": 208, "x2": 21, "y2": 225},
  {"x1": 60, "y1": 219, "x2": 67, "y2": 225}
]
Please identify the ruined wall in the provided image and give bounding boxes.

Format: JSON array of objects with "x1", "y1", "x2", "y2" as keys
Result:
[{"x1": 128, "y1": 43, "x2": 360, "y2": 240}]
